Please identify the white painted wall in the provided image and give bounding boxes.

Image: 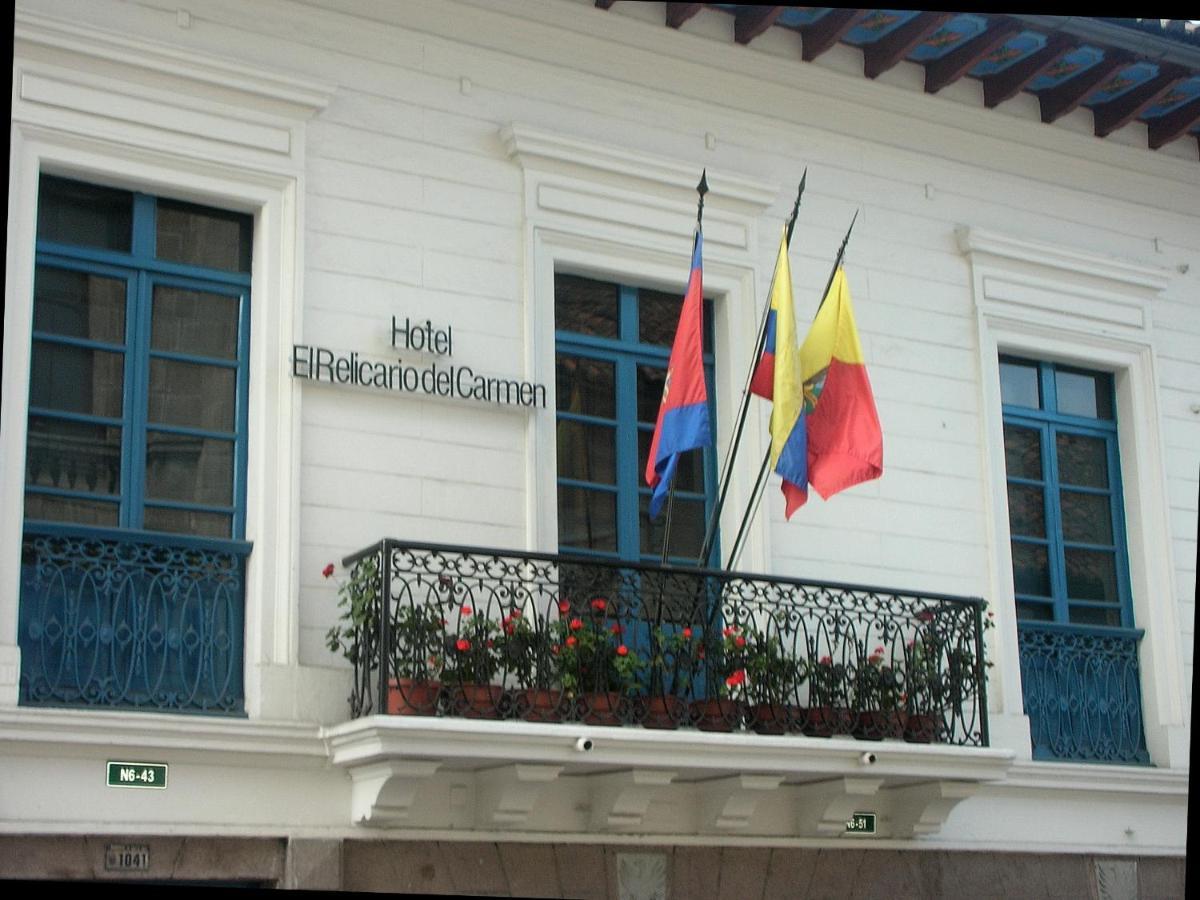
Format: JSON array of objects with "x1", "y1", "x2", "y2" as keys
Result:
[{"x1": 2, "y1": 0, "x2": 1193, "y2": 853}]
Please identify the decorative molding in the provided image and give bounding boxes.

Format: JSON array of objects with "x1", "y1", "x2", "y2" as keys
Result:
[
  {"x1": 350, "y1": 759, "x2": 441, "y2": 826},
  {"x1": 501, "y1": 123, "x2": 778, "y2": 213},
  {"x1": 957, "y1": 227, "x2": 1171, "y2": 293},
  {"x1": 887, "y1": 780, "x2": 978, "y2": 837},
  {"x1": 475, "y1": 763, "x2": 563, "y2": 826},
  {"x1": 794, "y1": 776, "x2": 885, "y2": 836},
  {"x1": 588, "y1": 769, "x2": 678, "y2": 829},
  {"x1": 699, "y1": 773, "x2": 786, "y2": 831},
  {"x1": 14, "y1": 11, "x2": 334, "y2": 115}
]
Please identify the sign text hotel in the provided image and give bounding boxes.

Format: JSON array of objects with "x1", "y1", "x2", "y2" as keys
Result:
[{"x1": 293, "y1": 317, "x2": 546, "y2": 409}]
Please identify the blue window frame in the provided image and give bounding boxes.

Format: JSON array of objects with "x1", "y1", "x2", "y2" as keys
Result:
[
  {"x1": 25, "y1": 175, "x2": 252, "y2": 539},
  {"x1": 554, "y1": 273, "x2": 718, "y2": 567}
]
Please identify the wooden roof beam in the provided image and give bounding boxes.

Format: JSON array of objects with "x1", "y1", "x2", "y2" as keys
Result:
[
  {"x1": 666, "y1": 3, "x2": 703, "y2": 29},
  {"x1": 735, "y1": 6, "x2": 784, "y2": 45},
  {"x1": 1147, "y1": 96, "x2": 1200, "y2": 149},
  {"x1": 924, "y1": 18, "x2": 1023, "y2": 94},
  {"x1": 1093, "y1": 64, "x2": 1190, "y2": 137},
  {"x1": 863, "y1": 12, "x2": 954, "y2": 79},
  {"x1": 1039, "y1": 50, "x2": 1134, "y2": 124},
  {"x1": 799, "y1": 9, "x2": 869, "y2": 63},
  {"x1": 981, "y1": 32, "x2": 1075, "y2": 108}
]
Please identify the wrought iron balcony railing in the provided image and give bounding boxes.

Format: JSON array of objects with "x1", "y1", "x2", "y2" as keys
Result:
[
  {"x1": 19, "y1": 522, "x2": 249, "y2": 714},
  {"x1": 1018, "y1": 621, "x2": 1150, "y2": 764},
  {"x1": 331, "y1": 540, "x2": 991, "y2": 746}
]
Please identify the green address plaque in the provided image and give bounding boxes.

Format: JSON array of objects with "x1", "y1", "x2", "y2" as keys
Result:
[
  {"x1": 107, "y1": 761, "x2": 168, "y2": 789},
  {"x1": 845, "y1": 811, "x2": 877, "y2": 835}
]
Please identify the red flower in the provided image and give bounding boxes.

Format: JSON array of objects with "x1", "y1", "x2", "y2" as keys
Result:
[
  {"x1": 510, "y1": 609, "x2": 522, "y2": 619},
  {"x1": 590, "y1": 598, "x2": 607, "y2": 612},
  {"x1": 322, "y1": 563, "x2": 335, "y2": 579},
  {"x1": 874, "y1": 645, "x2": 885, "y2": 655},
  {"x1": 616, "y1": 644, "x2": 628, "y2": 657},
  {"x1": 819, "y1": 655, "x2": 832, "y2": 665},
  {"x1": 916, "y1": 610, "x2": 934, "y2": 623},
  {"x1": 566, "y1": 636, "x2": 577, "y2": 648},
  {"x1": 558, "y1": 600, "x2": 571, "y2": 614},
  {"x1": 722, "y1": 627, "x2": 733, "y2": 637},
  {"x1": 682, "y1": 627, "x2": 693, "y2": 639},
  {"x1": 551, "y1": 644, "x2": 560, "y2": 655},
  {"x1": 734, "y1": 635, "x2": 746, "y2": 648},
  {"x1": 569, "y1": 617, "x2": 584, "y2": 631},
  {"x1": 503, "y1": 623, "x2": 515, "y2": 635},
  {"x1": 455, "y1": 638, "x2": 471, "y2": 652},
  {"x1": 725, "y1": 669, "x2": 746, "y2": 688},
  {"x1": 460, "y1": 604, "x2": 473, "y2": 616},
  {"x1": 610, "y1": 623, "x2": 623, "y2": 635}
]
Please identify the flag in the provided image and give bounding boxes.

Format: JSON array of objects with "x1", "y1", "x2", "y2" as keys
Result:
[
  {"x1": 760, "y1": 227, "x2": 810, "y2": 518},
  {"x1": 798, "y1": 267, "x2": 882, "y2": 502},
  {"x1": 645, "y1": 232, "x2": 710, "y2": 520}
]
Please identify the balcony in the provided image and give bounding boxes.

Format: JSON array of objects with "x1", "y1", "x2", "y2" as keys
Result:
[
  {"x1": 324, "y1": 540, "x2": 1014, "y2": 836},
  {"x1": 18, "y1": 522, "x2": 249, "y2": 714}
]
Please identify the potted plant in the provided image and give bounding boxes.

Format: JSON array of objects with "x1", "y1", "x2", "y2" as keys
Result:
[
  {"x1": 500, "y1": 606, "x2": 563, "y2": 723},
  {"x1": 689, "y1": 624, "x2": 750, "y2": 732},
  {"x1": 641, "y1": 625, "x2": 697, "y2": 730},
  {"x1": 902, "y1": 633, "x2": 942, "y2": 743},
  {"x1": 442, "y1": 602, "x2": 503, "y2": 719},
  {"x1": 744, "y1": 633, "x2": 808, "y2": 735},
  {"x1": 804, "y1": 654, "x2": 852, "y2": 737},
  {"x1": 551, "y1": 597, "x2": 645, "y2": 725},
  {"x1": 851, "y1": 645, "x2": 903, "y2": 740}
]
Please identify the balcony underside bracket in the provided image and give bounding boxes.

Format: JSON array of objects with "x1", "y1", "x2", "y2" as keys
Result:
[
  {"x1": 886, "y1": 780, "x2": 978, "y2": 837},
  {"x1": 700, "y1": 773, "x2": 786, "y2": 831},
  {"x1": 475, "y1": 763, "x2": 564, "y2": 827},
  {"x1": 794, "y1": 776, "x2": 885, "y2": 836},
  {"x1": 350, "y1": 759, "x2": 441, "y2": 827},
  {"x1": 587, "y1": 768, "x2": 678, "y2": 830}
]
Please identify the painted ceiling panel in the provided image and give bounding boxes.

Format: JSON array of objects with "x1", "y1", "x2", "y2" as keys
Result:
[
  {"x1": 842, "y1": 10, "x2": 921, "y2": 46},
  {"x1": 908, "y1": 14, "x2": 989, "y2": 62},
  {"x1": 1141, "y1": 76, "x2": 1200, "y2": 117},
  {"x1": 1027, "y1": 46, "x2": 1105, "y2": 92},
  {"x1": 968, "y1": 31, "x2": 1048, "y2": 77}
]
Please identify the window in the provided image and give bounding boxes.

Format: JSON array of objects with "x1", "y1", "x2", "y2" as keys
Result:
[
  {"x1": 25, "y1": 174, "x2": 252, "y2": 539},
  {"x1": 554, "y1": 273, "x2": 718, "y2": 566},
  {"x1": 1001, "y1": 356, "x2": 1132, "y2": 628}
]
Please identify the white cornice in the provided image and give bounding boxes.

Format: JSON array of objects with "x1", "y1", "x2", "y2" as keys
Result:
[
  {"x1": 501, "y1": 123, "x2": 779, "y2": 213},
  {"x1": 14, "y1": 10, "x2": 335, "y2": 116},
  {"x1": 1003, "y1": 760, "x2": 1189, "y2": 796},
  {"x1": 957, "y1": 226, "x2": 1173, "y2": 293}
]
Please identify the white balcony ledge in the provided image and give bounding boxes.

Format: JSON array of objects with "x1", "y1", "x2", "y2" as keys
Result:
[{"x1": 322, "y1": 716, "x2": 1015, "y2": 838}]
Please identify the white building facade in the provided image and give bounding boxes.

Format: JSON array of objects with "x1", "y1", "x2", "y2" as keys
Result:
[{"x1": 1, "y1": 2, "x2": 1193, "y2": 895}]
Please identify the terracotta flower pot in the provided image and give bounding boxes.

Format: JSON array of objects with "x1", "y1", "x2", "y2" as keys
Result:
[
  {"x1": 852, "y1": 709, "x2": 903, "y2": 741},
  {"x1": 447, "y1": 682, "x2": 503, "y2": 719},
  {"x1": 800, "y1": 706, "x2": 852, "y2": 737},
  {"x1": 642, "y1": 695, "x2": 686, "y2": 730},
  {"x1": 516, "y1": 687, "x2": 564, "y2": 723},
  {"x1": 690, "y1": 698, "x2": 742, "y2": 732},
  {"x1": 903, "y1": 712, "x2": 939, "y2": 744},
  {"x1": 748, "y1": 702, "x2": 800, "y2": 735},
  {"x1": 387, "y1": 678, "x2": 441, "y2": 716},
  {"x1": 578, "y1": 690, "x2": 623, "y2": 726}
]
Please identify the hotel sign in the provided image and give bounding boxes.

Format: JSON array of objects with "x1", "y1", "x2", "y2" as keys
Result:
[{"x1": 292, "y1": 316, "x2": 547, "y2": 409}]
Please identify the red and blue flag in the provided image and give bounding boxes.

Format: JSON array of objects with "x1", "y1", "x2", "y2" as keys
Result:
[{"x1": 645, "y1": 232, "x2": 710, "y2": 520}]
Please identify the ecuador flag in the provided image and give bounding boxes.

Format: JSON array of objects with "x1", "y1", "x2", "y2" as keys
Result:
[
  {"x1": 798, "y1": 267, "x2": 882, "y2": 503},
  {"x1": 645, "y1": 232, "x2": 710, "y2": 519}
]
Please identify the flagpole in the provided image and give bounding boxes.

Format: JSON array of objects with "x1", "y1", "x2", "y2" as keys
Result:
[
  {"x1": 724, "y1": 210, "x2": 859, "y2": 571},
  {"x1": 695, "y1": 172, "x2": 806, "y2": 568},
  {"x1": 659, "y1": 170, "x2": 708, "y2": 566}
]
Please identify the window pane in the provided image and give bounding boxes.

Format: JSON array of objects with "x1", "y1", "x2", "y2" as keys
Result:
[
  {"x1": 1016, "y1": 600, "x2": 1053, "y2": 622},
  {"x1": 1006, "y1": 484, "x2": 1045, "y2": 537},
  {"x1": 557, "y1": 486, "x2": 617, "y2": 553},
  {"x1": 151, "y1": 286, "x2": 240, "y2": 359},
  {"x1": 640, "y1": 289, "x2": 714, "y2": 352},
  {"x1": 556, "y1": 420, "x2": 616, "y2": 485},
  {"x1": 637, "y1": 364, "x2": 667, "y2": 423},
  {"x1": 639, "y1": 428, "x2": 704, "y2": 493},
  {"x1": 1068, "y1": 605, "x2": 1122, "y2": 628},
  {"x1": 1011, "y1": 541, "x2": 1050, "y2": 596},
  {"x1": 145, "y1": 431, "x2": 234, "y2": 506},
  {"x1": 1055, "y1": 368, "x2": 1112, "y2": 420},
  {"x1": 556, "y1": 355, "x2": 615, "y2": 419},
  {"x1": 23, "y1": 493, "x2": 119, "y2": 527},
  {"x1": 1056, "y1": 433, "x2": 1108, "y2": 489},
  {"x1": 554, "y1": 274, "x2": 618, "y2": 338},
  {"x1": 1060, "y1": 490, "x2": 1113, "y2": 545},
  {"x1": 33, "y1": 267, "x2": 126, "y2": 344},
  {"x1": 37, "y1": 175, "x2": 132, "y2": 251},
  {"x1": 25, "y1": 417, "x2": 121, "y2": 495},
  {"x1": 999, "y1": 358, "x2": 1040, "y2": 409},
  {"x1": 1003, "y1": 424, "x2": 1042, "y2": 480},
  {"x1": 641, "y1": 495, "x2": 705, "y2": 559},
  {"x1": 148, "y1": 359, "x2": 236, "y2": 432},
  {"x1": 143, "y1": 506, "x2": 232, "y2": 538},
  {"x1": 156, "y1": 199, "x2": 252, "y2": 273},
  {"x1": 1065, "y1": 548, "x2": 1119, "y2": 602},
  {"x1": 30, "y1": 341, "x2": 124, "y2": 418}
]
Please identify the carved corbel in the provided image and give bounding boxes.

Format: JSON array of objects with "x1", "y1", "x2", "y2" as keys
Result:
[
  {"x1": 349, "y1": 759, "x2": 441, "y2": 827},
  {"x1": 794, "y1": 776, "x2": 885, "y2": 836},
  {"x1": 588, "y1": 769, "x2": 678, "y2": 830},
  {"x1": 475, "y1": 763, "x2": 564, "y2": 827},
  {"x1": 700, "y1": 773, "x2": 786, "y2": 831},
  {"x1": 887, "y1": 780, "x2": 978, "y2": 837}
]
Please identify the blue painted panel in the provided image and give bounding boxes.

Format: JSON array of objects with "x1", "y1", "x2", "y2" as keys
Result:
[
  {"x1": 775, "y1": 7, "x2": 830, "y2": 29},
  {"x1": 1141, "y1": 75, "x2": 1200, "y2": 117},
  {"x1": 968, "y1": 31, "x2": 1047, "y2": 77},
  {"x1": 1027, "y1": 45, "x2": 1105, "y2": 92},
  {"x1": 842, "y1": 10, "x2": 921, "y2": 46},
  {"x1": 1084, "y1": 62, "x2": 1159, "y2": 107},
  {"x1": 907, "y1": 14, "x2": 988, "y2": 62}
]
